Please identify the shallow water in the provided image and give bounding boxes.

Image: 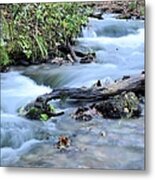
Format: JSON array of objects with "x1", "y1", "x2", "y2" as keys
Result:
[{"x1": 0, "y1": 15, "x2": 145, "y2": 169}]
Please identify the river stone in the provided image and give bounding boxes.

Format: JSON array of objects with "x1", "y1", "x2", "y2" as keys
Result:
[
  {"x1": 95, "y1": 92, "x2": 142, "y2": 119},
  {"x1": 80, "y1": 54, "x2": 95, "y2": 64},
  {"x1": 19, "y1": 102, "x2": 50, "y2": 120},
  {"x1": 73, "y1": 107, "x2": 93, "y2": 122}
]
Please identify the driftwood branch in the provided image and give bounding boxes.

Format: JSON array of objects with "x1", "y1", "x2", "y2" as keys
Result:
[
  {"x1": 67, "y1": 41, "x2": 79, "y2": 62},
  {"x1": 36, "y1": 73, "x2": 145, "y2": 105}
]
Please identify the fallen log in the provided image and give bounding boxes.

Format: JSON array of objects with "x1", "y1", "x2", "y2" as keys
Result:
[
  {"x1": 21, "y1": 73, "x2": 144, "y2": 120},
  {"x1": 36, "y1": 73, "x2": 145, "y2": 104}
]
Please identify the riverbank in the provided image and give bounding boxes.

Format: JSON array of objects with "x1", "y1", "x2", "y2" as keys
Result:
[
  {"x1": 0, "y1": 3, "x2": 92, "y2": 72},
  {"x1": 1, "y1": 2, "x2": 145, "y2": 169},
  {"x1": 0, "y1": 1, "x2": 145, "y2": 73}
]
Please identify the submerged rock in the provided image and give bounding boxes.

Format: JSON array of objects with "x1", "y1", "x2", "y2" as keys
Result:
[
  {"x1": 80, "y1": 54, "x2": 96, "y2": 64},
  {"x1": 72, "y1": 107, "x2": 93, "y2": 122},
  {"x1": 18, "y1": 101, "x2": 64, "y2": 121},
  {"x1": 25, "y1": 107, "x2": 42, "y2": 120},
  {"x1": 90, "y1": 10, "x2": 104, "y2": 20},
  {"x1": 95, "y1": 92, "x2": 142, "y2": 119}
]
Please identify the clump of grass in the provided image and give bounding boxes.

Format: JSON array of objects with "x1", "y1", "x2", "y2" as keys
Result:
[{"x1": 0, "y1": 45, "x2": 10, "y2": 66}]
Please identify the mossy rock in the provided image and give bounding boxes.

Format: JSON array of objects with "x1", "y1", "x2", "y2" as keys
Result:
[
  {"x1": 18, "y1": 106, "x2": 39, "y2": 120},
  {"x1": 73, "y1": 107, "x2": 92, "y2": 122},
  {"x1": 95, "y1": 92, "x2": 142, "y2": 119},
  {"x1": 18, "y1": 103, "x2": 55, "y2": 121},
  {"x1": 25, "y1": 107, "x2": 42, "y2": 120}
]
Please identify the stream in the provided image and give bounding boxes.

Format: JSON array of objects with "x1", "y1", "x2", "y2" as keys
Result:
[{"x1": 0, "y1": 15, "x2": 145, "y2": 169}]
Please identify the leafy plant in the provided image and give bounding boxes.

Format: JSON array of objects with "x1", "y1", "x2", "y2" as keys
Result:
[
  {"x1": 1, "y1": 3, "x2": 92, "y2": 68},
  {"x1": 129, "y1": 1, "x2": 137, "y2": 11},
  {"x1": 140, "y1": 7, "x2": 144, "y2": 16},
  {"x1": 49, "y1": 105, "x2": 56, "y2": 113},
  {"x1": 0, "y1": 45, "x2": 10, "y2": 66}
]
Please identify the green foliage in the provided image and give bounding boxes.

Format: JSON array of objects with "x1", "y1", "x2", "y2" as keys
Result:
[
  {"x1": 1, "y1": 3, "x2": 92, "y2": 67},
  {"x1": 34, "y1": 35, "x2": 48, "y2": 59},
  {"x1": 140, "y1": 7, "x2": 144, "y2": 16},
  {"x1": 129, "y1": 1, "x2": 137, "y2": 11},
  {"x1": 128, "y1": 0, "x2": 144, "y2": 16},
  {"x1": 18, "y1": 102, "x2": 57, "y2": 121},
  {"x1": 40, "y1": 113, "x2": 49, "y2": 121},
  {"x1": 49, "y1": 105, "x2": 56, "y2": 113},
  {"x1": 0, "y1": 45, "x2": 10, "y2": 66},
  {"x1": 17, "y1": 35, "x2": 32, "y2": 59}
]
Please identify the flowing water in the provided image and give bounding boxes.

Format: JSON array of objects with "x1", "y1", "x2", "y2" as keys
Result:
[{"x1": 0, "y1": 15, "x2": 145, "y2": 169}]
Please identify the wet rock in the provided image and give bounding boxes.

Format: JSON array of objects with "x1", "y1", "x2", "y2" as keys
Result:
[
  {"x1": 112, "y1": 7, "x2": 124, "y2": 14},
  {"x1": 138, "y1": 94, "x2": 145, "y2": 104},
  {"x1": 95, "y1": 92, "x2": 142, "y2": 119},
  {"x1": 51, "y1": 57, "x2": 64, "y2": 64},
  {"x1": 122, "y1": 75, "x2": 130, "y2": 81},
  {"x1": 19, "y1": 104, "x2": 48, "y2": 121},
  {"x1": 92, "y1": 80, "x2": 102, "y2": 89},
  {"x1": 140, "y1": 16, "x2": 145, "y2": 20},
  {"x1": 80, "y1": 54, "x2": 95, "y2": 64},
  {"x1": 90, "y1": 11, "x2": 104, "y2": 20},
  {"x1": 50, "y1": 57, "x2": 72, "y2": 66},
  {"x1": 141, "y1": 70, "x2": 145, "y2": 75},
  {"x1": 117, "y1": 14, "x2": 132, "y2": 20},
  {"x1": 72, "y1": 107, "x2": 93, "y2": 122},
  {"x1": 19, "y1": 60, "x2": 30, "y2": 66},
  {"x1": 25, "y1": 107, "x2": 42, "y2": 120},
  {"x1": 74, "y1": 49, "x2": 96, "y2": 58},
  {"x1": 18, "y1": 101, "x2": 64, "y2": 121},
  {"x1": 0, "y1": 65, "x2": 10, "y2": 73},
  {"x1": 100, "y1": 131, "x2": 107, "y2": 137}
]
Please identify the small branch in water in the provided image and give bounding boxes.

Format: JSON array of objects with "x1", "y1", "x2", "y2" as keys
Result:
[
  {"x1": 67, "y1": 41, "x2": 78, "y2": 62},
  {"x1": 46, "y1": 111, "x2": 65, "y2": 117}
]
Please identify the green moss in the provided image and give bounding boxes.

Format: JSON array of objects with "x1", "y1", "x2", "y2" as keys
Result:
[
  {"x1": 40, "y1": 113, "x2": 49, "y2": 121},
  {"x1": 95, "y1": 92, "x2": 141, "y2": 119},
  {"x1": 25, "y1": 107, "x2": 40, "y2": 119},
  {"x1": 18, "y1": 102, "x2": 58, "y2": 121}
]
